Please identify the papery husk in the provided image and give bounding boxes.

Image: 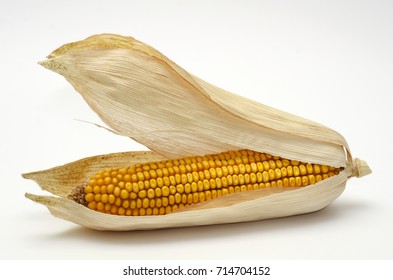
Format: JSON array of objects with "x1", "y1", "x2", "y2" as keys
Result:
[
  {"x1": 24, "y1": 34, "x2": 371, "y2": 231},
  {"x1": 24, "y1": 151, "x2": 349, "y2": 231},
  {"x1": 39, "y1": 34, "x2": 350, "y2": 169}
]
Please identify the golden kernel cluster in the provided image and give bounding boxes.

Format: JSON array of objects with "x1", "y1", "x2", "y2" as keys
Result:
[{"x1": 84, "y1": 150, "x2": 339, "y2": 216}]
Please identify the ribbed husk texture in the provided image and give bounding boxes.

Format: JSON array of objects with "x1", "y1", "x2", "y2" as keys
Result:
[{"x1": 23, "y1": 34, "x2": 371, "y2": 231}]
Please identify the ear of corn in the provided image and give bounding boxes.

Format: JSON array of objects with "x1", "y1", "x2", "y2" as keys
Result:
[
  {"x1": 80, "y1": 149, "x2": 340, "y2": 216},
  {"x1": 23, "y1": 34, "x2": 371, "y2": 231},
  {"x1": 24, "y1": 149, "x2": 349, "y2": 230}
]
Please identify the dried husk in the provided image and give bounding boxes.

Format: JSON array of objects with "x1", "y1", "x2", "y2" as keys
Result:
[
  {"x1": 39, "y1": 34, "x2": 348, "y2": 168},
  {"x1": 24, "y1": 34, "x2": 371, "y2": 231}
]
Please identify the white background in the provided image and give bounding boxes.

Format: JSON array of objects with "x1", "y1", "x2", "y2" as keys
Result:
[{"x1": 1, "y1": 0, "x2": 392, "y2": 260}]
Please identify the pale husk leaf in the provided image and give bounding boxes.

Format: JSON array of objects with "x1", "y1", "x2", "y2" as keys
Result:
[{"x1": 40, "y1": 34, "x2": 349, "y2": 169}]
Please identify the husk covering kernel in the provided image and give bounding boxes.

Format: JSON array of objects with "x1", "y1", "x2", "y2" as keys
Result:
[{"x1": 23, "y1": 34, "x2": 371, "y2": 231}]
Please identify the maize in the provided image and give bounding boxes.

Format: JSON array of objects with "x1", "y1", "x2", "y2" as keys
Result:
[
  {"x1": 82, "y1": 149, "x2": 340, "y2": 216},
  {"x1": 24, "y1": 34, "x2": 370, "y2": 230}
]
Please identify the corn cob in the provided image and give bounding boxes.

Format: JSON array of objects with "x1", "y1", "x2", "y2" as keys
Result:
[
  {"x1": 23, "y1": 34, "x2": 371, "y2": 231},
  {"x1": 77, "y1": 149, "x2": 340, "y2": 216}
]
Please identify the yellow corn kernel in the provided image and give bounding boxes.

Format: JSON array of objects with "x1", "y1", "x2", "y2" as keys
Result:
[
  {"x1": 147, "y1": 189, "x2": 155, "y2": 199},
  {"x1": 85, "y1": 192, "x2": 95, "y2": 203},
  {"x1": 122, "y1": 200, "x2": 130, "y2": 209},
  {"x1": 94, "y1": 193, "x2": 101, "y2": 202},
  {"x1": 299, "y1": 165, "x2": 307, "y2": 175},
  {"x1": 120, "y1": 189, "x2": 129, "y2": 200},
  {"x1": 101, "y1": 194, "x2": 108, "y2": 203}
]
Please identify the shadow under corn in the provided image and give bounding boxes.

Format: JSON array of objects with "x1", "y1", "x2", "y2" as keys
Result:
[{"x1": 48, "y1": 199, "x2": 369, "y2": 245}]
